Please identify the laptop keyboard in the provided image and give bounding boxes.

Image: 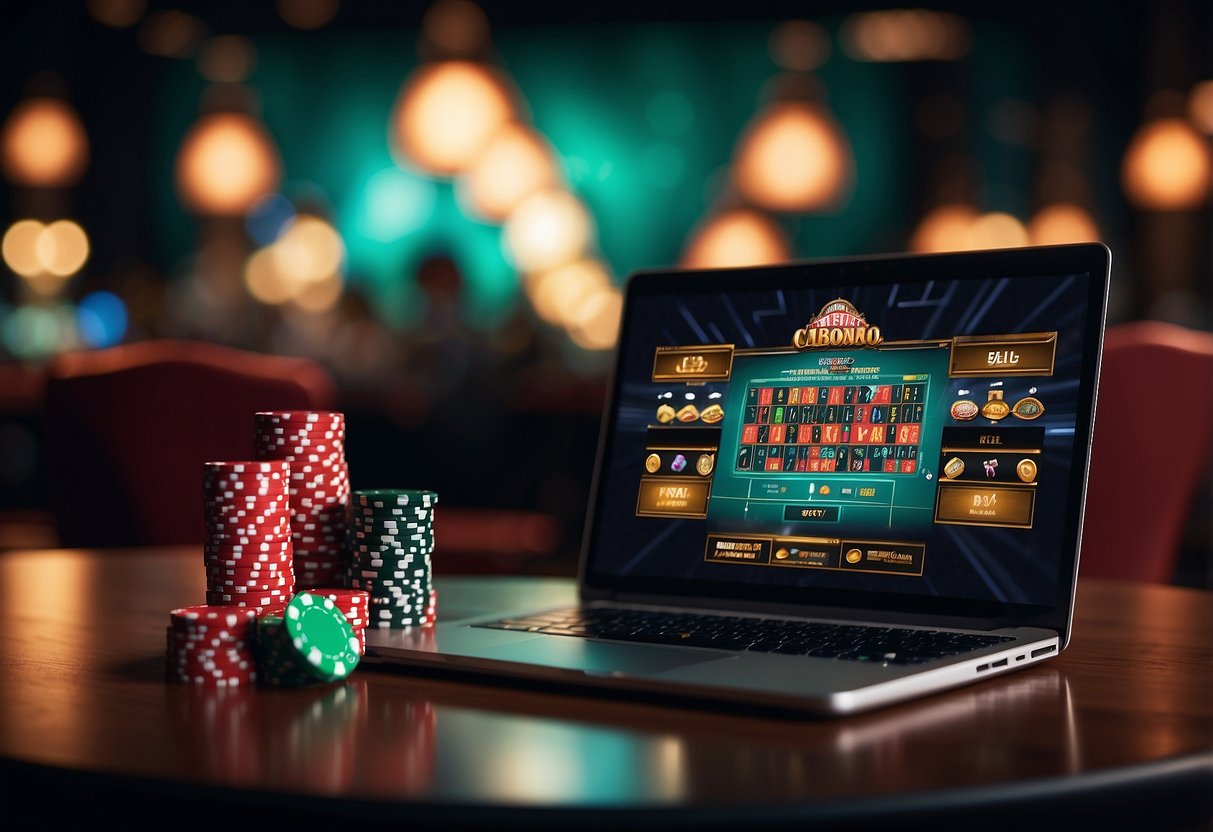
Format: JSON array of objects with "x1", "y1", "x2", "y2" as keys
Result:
[{"x1": 476, "y1": 607, "x2": 1015, "y2": 665}]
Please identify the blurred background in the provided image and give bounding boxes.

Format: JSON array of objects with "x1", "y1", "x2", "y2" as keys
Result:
[{"x1": 1, "y1": 0, "x2": 1210, "y2": 577}]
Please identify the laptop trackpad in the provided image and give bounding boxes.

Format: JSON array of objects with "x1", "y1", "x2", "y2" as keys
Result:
[{"x1": 483, "y1": 637, "x2": 731, "y2": 676}]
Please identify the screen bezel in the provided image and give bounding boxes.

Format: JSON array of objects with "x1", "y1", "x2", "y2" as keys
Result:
[{"x1": 578, "y1": 243, "x2": 1111, "y2": 645}]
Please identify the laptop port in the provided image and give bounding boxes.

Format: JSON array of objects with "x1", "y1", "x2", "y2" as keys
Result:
[
  {"x1": 976, "y1": 663, "x2": 989, "y2": 672},
  {"x1": 1031, "y1": 644, "x2": 1057, "y2": 658},
  {"x1": 992, "y1": 658, "x2": 1008, "y2": 668}
]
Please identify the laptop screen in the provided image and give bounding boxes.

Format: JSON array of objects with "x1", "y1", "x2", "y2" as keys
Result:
[{"x1": 582, "y1": 244, "x2": 1109, "y2": 624}]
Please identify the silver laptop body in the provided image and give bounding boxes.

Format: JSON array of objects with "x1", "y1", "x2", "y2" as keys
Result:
[{"x1": 366, "y1": 243, "x2": 1111, "y2": 716}]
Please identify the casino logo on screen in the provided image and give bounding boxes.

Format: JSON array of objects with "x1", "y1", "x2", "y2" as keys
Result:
[{"x1": 792, "y1": 299, "x2": 884, "y2": 349}]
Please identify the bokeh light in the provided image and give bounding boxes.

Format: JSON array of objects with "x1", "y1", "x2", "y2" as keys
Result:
[
  {"x1": 244, "y1": 215, "x2": 345, "y2": 310},
  {"x1": 2, "y1": 305, "x2": 72, "y2": 359},
  {"x1": 1, "y1": 98, "x2": 90, "y2": 188},
  {"x1": 244, "y1": 246, "x2": 294, "y2": 305},
  {"x1": 36, "y1": 220, "x2": 90, "y2": 277},
  {"x1": 968, "y1": 212, "x2": 1029, "y2": 249},
  {"x1": 1121, "y1": 117, "x2": 1212, "y2": 210},
  {"x1": 769, "y1": 20, "x2": 830, "y2": 72},
  {"x1": 391, "y1": 61, "x2": 516, "y2": 177},
  {"x1": 458, "y1": 122, "x2": 559, "y2": 222},
  {"x1": 245, "y1": 193, "x2": 296, "y2": 246},
  {"x1": 525, "y1": 258, "x2": 612, "y2": 326},
  {"x1": 176, "y1": 112, "x2": 281, "y2": 216},
  {"x1": 734, "y1": 102, "x2": 853, "y2": 212},
  {"x1": 356, "y1": 168, "x2": 438, "y2": 242},
  {"x1": 909, "y1": 204, "x2": 980, "y2": 252},
  {"x1": 272, "y1": 215, "x2": 345, "y2": 284},
  {"x1": 503, "y1": 190, "x2": 592, "y2": 273},
  {"x1": 277, "y1": 0, "x2": 340, "y2": 30},
  {"x1": 197, "y1": 35, "x2": 257, "y2": 84},
  {"x1": 1190, "y1": 80, "x2": 1213, "y2": 135},
  {"x1": 567, "y1": 287, "x2": 624, "y2": 351},
  {"x1": 77, "y1": 291, "x2": 129, "y2": 347},
  {"x1": 841, "y1": 9, "x2": 971, "y2": 62},
  {"x1": 87, "y1": 0, "x2": 147, "y2": 28},
  {"x1": 680, "y1": 209, "x2": 790, "y2": 269},
  {"x1": 138, "y1": 10, "x2": 206, "y2": 59},
  {"x1": 2, "y1": 220, "x2": 46, "y2": 277},
  {"x1": 3, "y1": 219, "x2": 90, "y2": 293},
  {"x1": 421, "y1": 0, "x2": 490, "y2": 59},
  {"x1": 1027, "y1": 204, "x2": 1100, "y2": 245}
]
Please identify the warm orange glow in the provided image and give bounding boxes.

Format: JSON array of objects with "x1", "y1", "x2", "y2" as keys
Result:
[
  {"x1": 734, "y1": 102, "x2": 852, "y2": 212},
  {"x1": 244, "y1": 247, "x2": 294, "y2": 305},
  {"x1": 909, "y1": 204, "x2": 979, "y2": 252},
  {"x1": 272, "y1": 215, "x2": 345, "y2": 284},
  {"x1": 137, "y1": 10, "x2": 205, "y2": 58},
  {"x1": 2, "y1": 220, "x2": 46, "y2": 277},
  {"x1": 681, "y1": 209, "x2": 790, "y2": 269},
  {"x1": 293, "y1": 272, "x2": 343, "y2": 312},
  {"x1": 1122, "y1": 118, "x2": 1212, "y2": 210},
  {"x1": 568, "y1": 288, "x2": 624, "y2": 351},
  {"x1": 277, "y1": 0, "x2": 339, "y2": 29},
  {"x1": 1028, "y1": 204, "x2": 1100, "y2": 246},
  {"x1": 391, "y1": 61, "x2": 516, "y2": 177},
  {"x1": 3, "y1": 219, "x2": 89, "y2": 281},
  {"x1": 525, "y1": 259, "x2": 611, "y2": 326},
  {"x1": 87, "y1": 0, "x2": 146, "y2": 28},
  {"x1": 1190, "y1": 81, "x2": 1213, "y2": 135},
  {"x1": 245, "y1": 216, "x2": 345, "y2": 308},
  {"x1": 197, "y1": 36, "x2": 257, "y2": 84},
  {"x1": 841, "y1": 9, "x2": 971, "y2": 62},
  {"x1": 769, "y1": 20, "x2": 830, "y2": 72},
  {"x1": 422, "y1": 0, "x2": 490, "y2": 58},
  {"x1": 176, "y1": 113, "x2": 281, "y2": 216},
  {"x1": 36, "y1": 220, "x2": 91, "y2": 277},
  {"x1": 503, "y1": 190, "x2": 592, "y2": 273},
  {"x1": 969, "y1": 212, "x2": 1029, "y2": 249},
  {"x1": 1, "y1": 98, "x2": 90, "y2": 188},
  {"x1": 459, "y1": 122, "x2": 559, "y2": 221}
]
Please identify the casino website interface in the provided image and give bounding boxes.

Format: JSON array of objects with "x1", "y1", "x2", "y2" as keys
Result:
[{"x1": 591, "y1": 273, "x2": 1093, "y2": 608}]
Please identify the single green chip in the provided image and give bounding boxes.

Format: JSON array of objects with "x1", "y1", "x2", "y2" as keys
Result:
[{"x1": 283, "y1": 591, "x2": 360, "y2": 681}]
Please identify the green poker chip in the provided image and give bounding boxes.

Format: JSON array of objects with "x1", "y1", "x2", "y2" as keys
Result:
[{"x1": 282, "y1": 591, "x2": 360, "y2": 682}]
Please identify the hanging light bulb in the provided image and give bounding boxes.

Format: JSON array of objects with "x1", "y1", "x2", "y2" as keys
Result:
[
  {"x1": 175, "y1": 112, "x2": 281, "y2": 216},
  {"x1": 1121, "y1": 117, "x2": 1211, "y2": 210},
  {"x1": 733, "y1": 101, "x2": 853, "y2": 212},
  {"x1": 390, "y1": 61, "x2": 516, "y2": 177},
  {"x1": 681, "y1": 209, "x2": 790, "y2": 269}
]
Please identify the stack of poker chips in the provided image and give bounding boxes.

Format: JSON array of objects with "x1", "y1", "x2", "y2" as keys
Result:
[
  {"x1": 314, "y1": 588, "x2": 370, "y2": 654},
  {"x1": 346, "y1": 489, "x2": 437, "y2": 629},
  {"x1": 202, "y1": 460, "x2": 294, "y2": 612},
  {"x1": 165, "y1": 605, "x2": 259, "y2": 687},
  {"x1": 254, "y1": 411, "x2": 350, "y2": 590},
  {"x1": 254, "y1": 591, "x2": 361, "y2": 687}
]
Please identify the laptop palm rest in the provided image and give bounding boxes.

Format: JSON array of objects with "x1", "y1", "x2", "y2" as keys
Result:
[{"x1": 481, "y1": 636, "x2": 734, "y2": 676}]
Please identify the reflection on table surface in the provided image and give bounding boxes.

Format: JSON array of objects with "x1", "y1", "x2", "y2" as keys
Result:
[{"x1": 0, "y1": 546, "x2": 1210, "y2": 815}]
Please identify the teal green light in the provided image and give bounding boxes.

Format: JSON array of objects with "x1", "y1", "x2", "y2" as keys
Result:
[
  {"x1": 150, "y1": 18, "x2": 913, "y2": 330},
  {"x1": 354, "y1": 167, "x2": 439, "y2": 243}
]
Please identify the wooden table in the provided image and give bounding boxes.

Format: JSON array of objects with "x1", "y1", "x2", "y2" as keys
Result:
[{"x1": 0, "y1": 546, "x2": 1209, "y2": 829}]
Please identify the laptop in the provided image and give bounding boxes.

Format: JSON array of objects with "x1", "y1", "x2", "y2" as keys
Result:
[{"x1": 365, "y1": 242, "x2": 1111, "y2": 716}]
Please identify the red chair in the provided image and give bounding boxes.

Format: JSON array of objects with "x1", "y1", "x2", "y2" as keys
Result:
[
  {"x1": 1080, "y1": 320, "x2": 1213, "y2": 582},
  {"x1": 43, "y1": 339, "x2": 336, "y2": 547}
]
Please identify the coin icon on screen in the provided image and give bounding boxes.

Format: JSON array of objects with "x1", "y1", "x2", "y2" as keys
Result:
[
  {"x1": 696, "y1": 453, "x2": 715, "y2": 476},
  {"x1": 846, "y1": 548, "x2": 862, "y2": 564},
  {"x1": 645, "y1": 453, "x2": 661, "y2": 473}
]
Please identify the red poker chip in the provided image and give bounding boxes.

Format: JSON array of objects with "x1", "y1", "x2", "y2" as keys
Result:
[
  {"x1": 203, "y1": 459, "x2": 289, "y2": 473},
  {"x1": 206, "y1": 530, "x2": 292, "y2": 546},
  {"x1": 204, "y1": 561, "x2": 291, "y2": 576},
  {"x1": 207, "y1": 579, "x2": 293, "y2": 594},
  {"x1": 204, "y1": 537, "x2": 292, "y2": 552},
  {"x1": 170, "y1": 605, "x2": 259, "y2": 624},
  {"x1": 206, "y1": 520, "x2": 290, "y2": 538},
  {"x1": 204, "y1": 556, "x2": 293, "y2": 572}
]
